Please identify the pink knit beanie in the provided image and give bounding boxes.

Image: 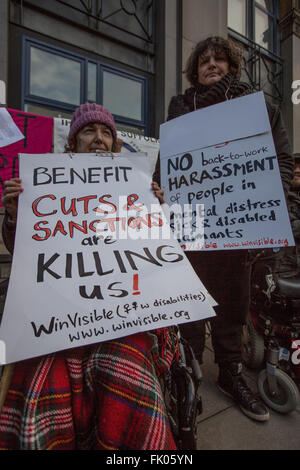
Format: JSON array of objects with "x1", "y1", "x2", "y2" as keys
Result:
[{"x1": 68, "y1": 102, "x2": 117, "y2": 145}]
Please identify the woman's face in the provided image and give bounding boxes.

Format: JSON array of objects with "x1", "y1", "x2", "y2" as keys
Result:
[
  {"x1": 74, "y1": 122, "x2": 114, "y2": 153},
  {"x1": 197, "y1": 48, "x2": 230, "y2": 86}
]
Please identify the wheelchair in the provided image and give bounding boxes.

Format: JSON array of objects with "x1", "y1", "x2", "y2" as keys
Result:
[
  {"x1": 242, "y1": 249, "x2": 300, "y2": 414},
  {"x1": 161, "y1": 326, "x2": 203, "y2": 450}
]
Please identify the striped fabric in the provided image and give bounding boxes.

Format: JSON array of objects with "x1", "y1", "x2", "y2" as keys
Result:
[{"x1": 0, "y1": 331, "x2": 177, "y2": 450}]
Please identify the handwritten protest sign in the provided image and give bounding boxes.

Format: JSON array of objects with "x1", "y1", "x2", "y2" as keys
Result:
[
  {"x1": 159, "y1": 92, "x2": 295, "y2": 251},
  {"x1": 53, "y1": 117, "x2": 160, "y2": 174},
  {"x1": 0, "y1": 152, "x2": 216, "y2": 364},
  {"x1": 0, "y1": 109, "x2": 53, "y2": 206}
]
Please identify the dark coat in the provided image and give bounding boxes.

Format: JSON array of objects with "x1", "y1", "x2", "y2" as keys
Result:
[
  {"x1": 2, "y1": 214, "x2": 15, "y2": 254},
  {"x1": 287, "y1": 190, "x2": 300, "y2": 267},
  {"x1": 288, "y1": 190, "x2": 300, "y2": 241}
]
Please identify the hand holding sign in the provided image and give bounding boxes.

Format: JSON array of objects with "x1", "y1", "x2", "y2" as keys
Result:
[{"x1": 1, "y1": 178, "x2": 24, "y2": 222}]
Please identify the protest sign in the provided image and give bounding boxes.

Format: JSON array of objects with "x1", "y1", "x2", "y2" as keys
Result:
[
  {"x1": 53, "y1": 117, "x2": 160, "y2": 174},
  {"x1": 159, "y1": 92, "x2": 295, "y2": 251},
  {"x1": 0, "y1": 109, "x2": 53, "y2": 206},
  {"x1": 0, "y1": 108, "x2": 24, "y2": 148},
  {"x1": 0, "y1": 152, "x2": 216, "y2": 364}
]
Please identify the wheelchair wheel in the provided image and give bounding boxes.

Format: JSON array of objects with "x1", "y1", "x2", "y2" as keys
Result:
[
  {"x1": 258, "y1": 368, "x2": 300, "y2": 414},
  {"x1": 242, "y1": 312, "x2": 265, "y2": 369},
  {"x1": 163, "y1": 363, "x2": 199, "y2": 450}
]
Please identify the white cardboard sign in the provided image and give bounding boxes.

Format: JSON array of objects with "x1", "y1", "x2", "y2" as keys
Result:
[
  {"x1": 0, "y1": 152, "x2": 216, "y2": 364},
  {"x1": 159, "y1": 92, "x2": 295, "y2": 250}
]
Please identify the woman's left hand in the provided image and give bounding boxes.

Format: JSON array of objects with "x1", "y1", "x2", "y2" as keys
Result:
[{"x1": 151, "y1": 181, "x2": 165, "y2": 204}]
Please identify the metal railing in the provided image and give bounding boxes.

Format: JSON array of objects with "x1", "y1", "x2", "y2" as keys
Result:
[
  {"x1": 15, "y1": 0, "x2": 154, "y2": 48},
  {"x1": 229, "y1": 29, "x2": 284, "y2": 103}
]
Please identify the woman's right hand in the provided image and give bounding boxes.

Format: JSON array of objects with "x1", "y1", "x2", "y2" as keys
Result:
[{"x1": 1, "y1": 178, "x2": 24, "y2": 222}]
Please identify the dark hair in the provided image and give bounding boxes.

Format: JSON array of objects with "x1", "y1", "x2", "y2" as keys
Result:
[{"x1": 184, "y1": 36, "x2": 243, "y2": 87}]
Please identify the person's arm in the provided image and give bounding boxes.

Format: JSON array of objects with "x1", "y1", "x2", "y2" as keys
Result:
[
  {"x1": 2, "y1": 212, "x2": 16, "y2": 254},
  {"x1": 151, "y1": 181, "x2": 165, "y2": 204},
  {"x1": 152, "y1": 155, "x2": 161, "y2": 186},
  {"x1": 153, "y1": 94, "x2": 190, "y2": 186},
  {"x1": 167, "y1": 94, "x2": 189, "y2": 122},
  {"x1": 288, "y1": 191, "x2": 300, "y2": 240},
  {"x1": 1, "y1": 178, "x2": 23, "y2": 254}
]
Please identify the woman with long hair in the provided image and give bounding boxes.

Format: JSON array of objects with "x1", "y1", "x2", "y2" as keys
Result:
[{"x1": 154, "y1": 36, "x2": 293, "y2": 422}]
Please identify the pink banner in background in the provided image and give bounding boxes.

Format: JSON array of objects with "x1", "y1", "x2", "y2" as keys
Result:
[{"x1": 0, "y1": 109, "x2": 53, "y2": 206}]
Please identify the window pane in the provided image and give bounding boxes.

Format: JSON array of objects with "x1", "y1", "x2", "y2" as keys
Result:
[
  {"x1": 88, "y1": 62, "x2": 97, "y2": 102},
  {"x1": 24, "y1": 103, "x2": 73, "y2": 119},
  {"x1": 255, "y1": 0, "x2": 273, "y2": 12},
  {"x1": 29, "y1": 46, "x2": 81, "y2": 105},
  {"x1": 102, "y1": 71, "x2": 142, "y2": 121},
  {"x1": 227, "y1": 0, "x2": 246, "y2": 36},
  {"x1": 255, "y1": 8, "x2": 273, "y2": 50}
]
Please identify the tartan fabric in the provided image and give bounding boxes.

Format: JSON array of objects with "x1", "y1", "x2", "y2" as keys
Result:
[{"x1": 0, "y1": 331, "x2": 177, "y2": 450}]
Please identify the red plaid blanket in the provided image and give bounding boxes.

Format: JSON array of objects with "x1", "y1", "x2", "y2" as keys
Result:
[{"x1": 0, "y1": 331, "x2": 177, "y2": 450}]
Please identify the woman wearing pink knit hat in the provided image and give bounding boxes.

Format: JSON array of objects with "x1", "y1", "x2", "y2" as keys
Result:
[{"x1": 0, "y1": 103, "x2": 176, "y2": 450}]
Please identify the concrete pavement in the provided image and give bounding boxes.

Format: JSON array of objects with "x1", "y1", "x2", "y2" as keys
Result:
[{"x1": 196, "y1": 330, "x2": 300, "y2": 450}]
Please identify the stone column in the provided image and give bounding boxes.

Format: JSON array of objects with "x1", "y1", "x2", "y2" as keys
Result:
[
  {"x1": 0, "y1": 0, "x2": 9, "y2": 105},
  {"x1": 181, "y1": 0, "x2": 228, "y2": 92},
  {"x1": 164, "y1": 0, "x2": 182, "y2": 116}
]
